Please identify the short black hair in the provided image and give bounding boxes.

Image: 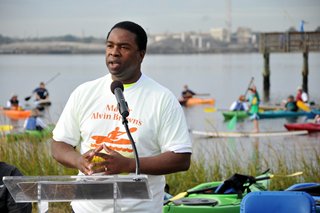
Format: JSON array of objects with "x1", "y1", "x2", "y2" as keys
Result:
[{"x1": 106, "y1": 21, "x2": 147, "y2": 51}]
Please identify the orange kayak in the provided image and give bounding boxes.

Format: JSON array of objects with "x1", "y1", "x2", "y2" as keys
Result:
[
  {"x1": 2, "y1": 109, "x2": 31, "y2": 120},
  {"x1": 180, "y1": 98, "x2": 215, "y2": 107}
]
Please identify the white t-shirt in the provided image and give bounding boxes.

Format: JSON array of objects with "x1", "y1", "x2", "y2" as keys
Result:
[{"x1": 52, "y1": 74, "x2": 192, "y2": 213}]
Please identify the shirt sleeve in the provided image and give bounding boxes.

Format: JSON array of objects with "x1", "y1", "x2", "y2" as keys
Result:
[
  {"x1": 158, "y1": 96, "x2": 192, "y2": 154},
  {"x1": 52, "y1": 90, "x2": 81, "y2": 147}
]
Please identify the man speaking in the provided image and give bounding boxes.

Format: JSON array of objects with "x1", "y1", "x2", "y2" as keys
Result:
[{"x1": 51, "y1": 21, "x2": 192, "y2": 213}]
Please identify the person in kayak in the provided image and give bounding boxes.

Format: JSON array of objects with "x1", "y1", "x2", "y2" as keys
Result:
[
  {"x1": 284, "y1": 95, "x2": 298, "y2": 112},
  {"x1": 248, "y1": 86, "x2": 260, "y2": 132},
  {"x1": 179, "y1": 85, "x2": 196, "y2": 105},
  {"x1": 51, "y1": 21, "x2": 192, "y2": 213},
  {"x1": 295, "y1": 86, "x2": 308, "y2": 103},
  {"x1": 32, "y1": 82, "x2": 50, "y2": 102},
  {"x1": 229, "y1": 95, "x2": 248, "y2": 111},
  {"x1": 31, "y1": 82, "x2": 51, "y2": 111},
  {"x1": 23, "y1": 108, "x2": 47, "y2": 131},
  {"x1": 6, "y1": 94, "x2": 21, "y2": 110},
  {"x1": 181, "y1": 85, "x2": 196, "y2": 99}
]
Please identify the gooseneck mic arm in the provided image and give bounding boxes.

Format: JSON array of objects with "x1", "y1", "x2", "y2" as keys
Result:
[{"x1": 110, "y1": 81, "x2": 140, "y2": 175}]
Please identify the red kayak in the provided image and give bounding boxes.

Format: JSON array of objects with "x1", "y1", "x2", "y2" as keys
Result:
[{"x1": 284, "y1": 123, "x2": 320, "y2": 133}]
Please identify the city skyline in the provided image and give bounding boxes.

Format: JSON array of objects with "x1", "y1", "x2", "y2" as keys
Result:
[{"x1": 0, "y1": 0, "x2": 319, "y2": 38}]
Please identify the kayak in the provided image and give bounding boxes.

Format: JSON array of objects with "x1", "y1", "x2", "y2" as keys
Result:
[
  {"x1": 222, "y1": 111, "x2": 249, "y2": 121},
  {"x1": 5, "y1": 126, "x2": 53, "y2": 142},
  {"x1": 180, "y1": 98, "x2": 215, "y2": 107},
  {"x1": 259, "y1": 105, "x2": 284, "y2": 111},
  {"x1": 191, "y1": 130, "x2": 308, "y2": 138},
  {"x1": 284, "y1": 122, "x2": 320, "y2": 133},
  {"x1": 1, "y1": 109, "x2": 31, "y2": 120},
  {"x1": 0, "y1": 124, "x2": 13, "y2": 132},
  {"x1": 163, "y1": 172, "x2": 319, "y2": 213},
  {"x1": 163, "y1": 173, "x2": 270, "y2": 213},
  {"x1": 257, "y1": 110, "x2": 309, "y2": 119}
]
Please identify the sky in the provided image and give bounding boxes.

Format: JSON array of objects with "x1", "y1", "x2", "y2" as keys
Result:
[{"x1": 0, "y1": 0, "x2": 319, "y2": 38}]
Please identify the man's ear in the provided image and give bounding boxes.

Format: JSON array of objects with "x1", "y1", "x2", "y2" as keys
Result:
[{"x1": 139, "y1": 50, "x2": 146, "y2": 62}]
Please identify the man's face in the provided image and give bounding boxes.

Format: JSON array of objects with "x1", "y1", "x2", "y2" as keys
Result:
[{"x1": 106, "y1": 28, "x2": 145, "y2": 83}]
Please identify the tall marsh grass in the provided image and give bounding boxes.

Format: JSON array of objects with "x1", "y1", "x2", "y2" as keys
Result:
[{"x1": 1, "y1": 134, "x2": 319, "y2": 212}]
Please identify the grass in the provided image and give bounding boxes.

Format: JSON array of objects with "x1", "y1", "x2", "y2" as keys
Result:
[{"x1": 0, "y1": 134, "x2": 319, "y2": 212}]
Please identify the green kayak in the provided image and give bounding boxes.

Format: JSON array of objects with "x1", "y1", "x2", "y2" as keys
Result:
[
  {"x1": 5, "y1": 126, "x2": 54, "y2": 142},
  {"x1": 222, "y1": 111, "x2": 249, "y2": 121},
  {"x1": 163, "y1": 173, "x2": 270, "y2": 213}
]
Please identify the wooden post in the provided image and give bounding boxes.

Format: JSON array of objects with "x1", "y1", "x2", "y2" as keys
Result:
[
  {"x1": 262, "y1": 52, "x2": 270, "y2": 102},
  {"x1": 302, "y1": 51, "x2": 309, "y2": 93}
]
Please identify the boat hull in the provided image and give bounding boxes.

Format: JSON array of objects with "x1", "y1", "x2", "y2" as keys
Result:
[
  {"x1": 258, "y1": 110, "x2": 309, "y2": 119},
  {"x1": 2, "y1": 109, "x2": 31, "y2": 120},
  {"x1": 284, "y1": 123, "x2": 320, "y2": 133},
  {"x1": 222, "y1": 111, "x2": 249, "y2": 120},
  {"x1": 163, "y1": 174, "x2": 270, "y2": 213},
  {"x1": 180, "y1": 98, "x2": 215, "y2": 107},
  {"x1": 191, "y1": 130, "x2": 308, "y2": 138}
]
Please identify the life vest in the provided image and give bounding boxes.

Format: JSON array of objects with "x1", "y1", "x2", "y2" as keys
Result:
[
  {"x1": 234, "y1": 101, "x2": 246, "y2": 111},
  {"x1": 25, "y1": 117, "x2": 37, "y2": 130},
  {"x1": 25, "y1": 116, "x2": 43, "y2": 131}
]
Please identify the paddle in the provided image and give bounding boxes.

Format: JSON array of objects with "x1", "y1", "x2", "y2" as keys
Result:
[
  {"x1": 25, "y1": 72, "x2": 61, "y2": 101},
  {"x1": 203, "y1": 107, "x2": 217, "y2": 113},
  {"x1": 227, "y1": 115, "x2": 237, "y2": 130},
  {"x1": 244, "y1": 77, "x2": 254, "y2": 98},
  {"x1": 194, "y1": 93, "x2": 210, "y2": 97}
]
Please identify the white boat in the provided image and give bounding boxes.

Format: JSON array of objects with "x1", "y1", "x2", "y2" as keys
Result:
[{"x1": 191, "y1": 130, "x2": 308, "y2": 138}]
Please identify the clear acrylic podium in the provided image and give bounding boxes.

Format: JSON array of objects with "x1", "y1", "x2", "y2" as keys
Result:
[{"x1": 3, "y1": 174, "x2": 151, "y2": 213}]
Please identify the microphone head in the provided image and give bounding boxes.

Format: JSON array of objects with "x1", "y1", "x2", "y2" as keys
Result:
[{"x1": 110, "y1": 80, "x2": 124, "y2": 94}]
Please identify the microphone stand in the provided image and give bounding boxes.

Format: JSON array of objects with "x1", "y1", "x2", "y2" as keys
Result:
[{"x1": 121, "y1": 116, "x2": 141, "y2": 176}]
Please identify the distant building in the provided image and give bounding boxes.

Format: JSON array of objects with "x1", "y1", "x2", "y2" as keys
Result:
[
  {"x1": 236, "y1": 27, "x2": 252, "y2": 44},
  {"x1": 209, "y1": 28, "x2": 230, "y2": 42}
]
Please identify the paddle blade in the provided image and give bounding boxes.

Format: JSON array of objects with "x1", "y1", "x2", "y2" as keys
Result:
[
  {"x1": 296, "y1": 101, "x2": 311, "y2": 112},
  {"x1": 227, "y1": 115, "x2": 237, "y2": 130},
  {"x1": 25, "y1": 96, "x2": 31, "y2": 101},
  {"x1": 204, "y1": 107, "x2": 217, "y2": 113}
]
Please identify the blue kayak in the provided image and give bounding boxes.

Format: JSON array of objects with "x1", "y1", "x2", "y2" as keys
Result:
[{"x1": 257, "y1": 110, "x2": 310, "y2": 119}]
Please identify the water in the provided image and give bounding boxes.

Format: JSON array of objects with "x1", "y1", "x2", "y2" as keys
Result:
[{"x1": 1, "y1": 53, "x2": 319, "y2": 167}]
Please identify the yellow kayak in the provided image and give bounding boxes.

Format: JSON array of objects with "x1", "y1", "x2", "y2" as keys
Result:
[{"x1": 0, "y1": 124, "x2": 13, "y2": 132}]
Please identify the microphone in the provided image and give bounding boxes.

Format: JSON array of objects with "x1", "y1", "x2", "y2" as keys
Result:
[
  {"x1": 110, "y1": 80, "x2": 141, "y2": 175},
  {"x1": 110, "y1": 81, "x2": 129, "y2": 118}
]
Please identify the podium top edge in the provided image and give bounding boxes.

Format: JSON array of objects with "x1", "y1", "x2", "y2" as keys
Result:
[{"x1": 3, "y1": 174, "x2": 148, "y2": 181}]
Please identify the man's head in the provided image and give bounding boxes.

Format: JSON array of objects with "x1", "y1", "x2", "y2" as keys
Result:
[
  {"x1": 107, "y1": 21, "x2": 147, "y2": 51},
  {"x1": 106, "y1": 21, "x2": 147, "y2": 83}
]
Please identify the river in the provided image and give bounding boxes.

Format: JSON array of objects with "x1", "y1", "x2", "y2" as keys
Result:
[{"x1": 0, "y1": 53, "x2": 319, "y2": 166}]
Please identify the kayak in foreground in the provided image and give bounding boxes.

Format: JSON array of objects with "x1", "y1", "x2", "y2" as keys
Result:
[
  {"x1": 163, "y1": 173, "x2": 271, "y2": 213},
  {"x1": 164, "y1": 172, "x2": 319, "y2": 213}
]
